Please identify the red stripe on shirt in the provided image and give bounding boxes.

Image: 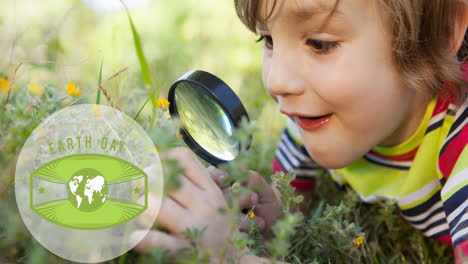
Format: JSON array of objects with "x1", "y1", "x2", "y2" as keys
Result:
[
  {"x1": 437, "y1": 234, "x2": 452, "y2": 245},
  {"x1": 439, "y1": 127, "x2": 468, "y2": 179},
  {"x1": 432, "y1": 90, "x2": 452, "y2": 117},
  {"x1": 272, "y1": 158, "x2": 285, "y2": 173},
  {"x1": 368, "y1": 147, "x2": 419, "y2": 162},
  {"x1": 290, "y1": 178, "x2": 315, "y2": 191}
]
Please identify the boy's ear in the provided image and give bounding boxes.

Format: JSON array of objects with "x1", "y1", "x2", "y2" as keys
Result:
[{"x1": 450, "y1": 1, "x2": 468, "y2": 56}]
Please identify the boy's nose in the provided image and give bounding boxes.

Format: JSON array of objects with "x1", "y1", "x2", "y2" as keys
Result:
[{"x1": 264, "y1": 52, "x2": 305, "y2": 98}]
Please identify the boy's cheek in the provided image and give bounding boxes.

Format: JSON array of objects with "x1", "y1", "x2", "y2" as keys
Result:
[{"x1": 262, "y1": 56, "x2": 279, "y2": 99}]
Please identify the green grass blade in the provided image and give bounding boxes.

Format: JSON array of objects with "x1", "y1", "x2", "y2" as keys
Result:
[
  {"x1": 133, "y1": 95, "x2": 153, "y2": 120},
  {"x1": 96, "y1": 59, "x2": 103, "y2": 104},
  {"x1": 121, "y1": 0, "x2": 158, "y2": 122},
  {"x1": 122, "y1": 2, "x2": 154, "y2": 89}
]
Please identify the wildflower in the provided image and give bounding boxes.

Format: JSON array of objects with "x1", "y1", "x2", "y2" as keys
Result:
[
  {"x1": 248, "y1": 211, "x2": 255, "y2": 219},
  {"x1": 0, "y1": 76, "x2": 10, "y2": 92},
  {"x1": 354, "y1": 236, "x2": 364, "y2": 247},
  {"x1": 28, "y1": 83, "x2": 44, "y2": 96},
  {"x1": 230, "y1": 182, "x2": 241, "y2": 190},
  {"x1": 67, "y1": 82, "x2": 82, "y2": 97},
  {"x1": 156, "y1": 98, "x2": 170, "y2": 110},
  {"x1": 176, "y1": 132, "x2": 183, "y2": 139}
]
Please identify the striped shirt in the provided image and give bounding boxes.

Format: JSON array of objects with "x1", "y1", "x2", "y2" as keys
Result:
[{"x1": 272, "y1": 92, "x2": 468, "y2": 261}]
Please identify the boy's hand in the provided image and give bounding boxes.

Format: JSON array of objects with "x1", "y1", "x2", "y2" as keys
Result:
[
  {"x1": 131, "y1": 147, "x2": 245, "y2": 261},
  {"x1": 208, "y1": 167, "x2": 283, "y2": 241}
]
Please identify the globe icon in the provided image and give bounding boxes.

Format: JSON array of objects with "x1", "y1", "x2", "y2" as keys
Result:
[
  {"x1": 68, "y1": 168, "x2": 108, "y2": 212},
  {"x1": 30, "y1": 153, "x2": 150, "y2": 229}
]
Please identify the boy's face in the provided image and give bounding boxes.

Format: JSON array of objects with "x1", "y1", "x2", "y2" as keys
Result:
[{"x1": 260, "y1": 0, "x2": 427, "y2": 168}]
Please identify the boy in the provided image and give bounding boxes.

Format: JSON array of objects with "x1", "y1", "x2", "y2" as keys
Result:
[{"x1": 133, "y1": 0, "x2": 468, "y2": 263}]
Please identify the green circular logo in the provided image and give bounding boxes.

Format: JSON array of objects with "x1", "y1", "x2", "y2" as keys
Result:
[
  {"x1": 15, "y1": 104, "x2": 164, "y2": 263},
  {"x1": 68, "y1": 168, "x2": 108, "y2": 212}
]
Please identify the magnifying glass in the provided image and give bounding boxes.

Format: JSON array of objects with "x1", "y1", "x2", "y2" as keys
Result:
[{"x1": 168, "y1": 70, "x2": 252, "y2": 166}]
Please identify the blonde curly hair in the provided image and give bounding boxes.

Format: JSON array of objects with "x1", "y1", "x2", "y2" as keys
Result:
[{"x1": 234, "y1": 0, "x2": 468, "y2": 104}]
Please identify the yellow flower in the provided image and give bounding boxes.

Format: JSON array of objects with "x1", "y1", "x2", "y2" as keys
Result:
[
  {"x1": 0, "y1": 77, "x2": 10, "y2": 92},
  {"x1": 28, "y1": 83, "x2": 44, "y2": 96},
  {"x1": 354, "y1": 236, "x2": 364, "y2": 247},
  {"x1": 156, "y1": 98, "x2": 170, "y2": 110},
  {"x1": 67, "y1": 82, "x2": 82, "y2": 97},
  {"x1": 230, "y1": 182, "x2": 241, "y2": 190},
  {"x1": 248, "y1": 211, "x2": 255, "y2": 219},
  {"x1": 176, "y1": 132, "x2": 183, "y2": 139}
]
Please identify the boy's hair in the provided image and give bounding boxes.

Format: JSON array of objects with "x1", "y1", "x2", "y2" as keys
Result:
[{"x1": 234, "y1": 0, "x2": 468, "y2": 104}]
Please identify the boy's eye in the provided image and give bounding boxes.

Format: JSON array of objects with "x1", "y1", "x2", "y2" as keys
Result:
[
  {"x1": 306, "y1": 39, "x2": 339, "y2": 54},
  {"x1": 256, "y1": 35, "x2": 273, "y2": 49}
]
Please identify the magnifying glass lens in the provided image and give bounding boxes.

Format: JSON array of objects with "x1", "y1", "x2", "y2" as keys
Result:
[{"x1": 174, "y1": 82, "x2": 239, "y2": 161}]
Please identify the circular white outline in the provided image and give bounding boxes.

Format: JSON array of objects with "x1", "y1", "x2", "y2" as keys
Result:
[{"x1": 15, "y1": 104, "x2": 163, "y2": 263}]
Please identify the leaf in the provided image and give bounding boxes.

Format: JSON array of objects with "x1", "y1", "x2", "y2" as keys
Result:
[
  {"x1": 133, "y1": 93, "x2": 152, "y2": 120},
  {"x1": 121, "y1": 1, "x2": 154, "y2": 89},
  {"x1": 121, "y1": 0, "x2": 158, "y2": 122},
  {"x1": 96, "y1": 59, "x2": 103, "y2": 104}
]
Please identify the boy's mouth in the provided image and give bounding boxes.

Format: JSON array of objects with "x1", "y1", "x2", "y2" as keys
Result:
[
  {"x1": 299, "y1": 114, "x2": 331, "y2": 119},
  {"x1": 294, "y1": 114, "x2": 333, "y2": 131},
  {"x1": 279, "y1": 109, "x2": 333, "y2": 131}
]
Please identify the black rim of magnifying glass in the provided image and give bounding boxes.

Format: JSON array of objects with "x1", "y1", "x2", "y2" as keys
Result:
[{"x1": 168, "y1": 70, "x2": 252, "y2": 167}]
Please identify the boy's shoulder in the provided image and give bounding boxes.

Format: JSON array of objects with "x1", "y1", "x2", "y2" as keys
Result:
[{"x1": 437, "y1": 92, "x2": 467, "y2": 179}]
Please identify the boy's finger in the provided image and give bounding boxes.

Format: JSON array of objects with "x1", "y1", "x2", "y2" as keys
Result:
[
  {"x1": 238, "y1": 213, "x2": 265, "y2": 232},
  {"x1": 239, "y1": 192, "x2": 258, "y2": 209},
  {"x1": 243, "y1": 171, "x2": 278, "y2": 202},
  {"x1": 207, "y1": 166, "x2": 230, "y2": 187},
  {"x1": 137, "y1": 193, "x2": 163, "y2": 229},
  {"x1": 169, "y1": 176, "x2": 205, "y2": 210},
  {"x1": 130, "y1": 230, "x2": 191, "y2": 256},
  {"x1": 168, "y1": 147, "x2": 217, "y2": 191},
  {"x1": 242, "y1": 171, "x2": 268, "y2": 187},
  {"x1": 156, "y1": 197, "x2": 192, "y2": 233}
]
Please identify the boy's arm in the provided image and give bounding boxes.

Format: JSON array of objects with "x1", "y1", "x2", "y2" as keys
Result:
[{"x1": 439, "y1": 140, "x2": 468, "y2": 264}]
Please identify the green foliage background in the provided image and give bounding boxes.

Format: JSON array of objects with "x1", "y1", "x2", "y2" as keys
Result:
[{"x1": 0, "y1": 0, "x2": 455, "y2": 263}]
